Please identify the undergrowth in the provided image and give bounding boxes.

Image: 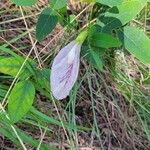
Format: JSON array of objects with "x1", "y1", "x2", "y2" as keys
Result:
[{"x1": 0, "y1": 0, "x2": 150, "y2": 150}]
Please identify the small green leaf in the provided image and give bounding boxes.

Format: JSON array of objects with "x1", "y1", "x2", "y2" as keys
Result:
[
  {"x1": 49, "y1": 0, "x2": 67, "y2": 10},
  {"x1": 89, "y1": 32, "x2": 121, "y2": 48},
  {"x1": 81, "y1": 40, "x2": 104, "y2": 71},
  {"x1": 8, "y1": 80, "x2": 35, "y2": 123},
  {"x1": 101, "y1": 0, "x2": 147, "y2": 29},
  {"x1": 119, "y1": 26, "x2": 150, "y2": 64},
  {"x1": 90, "y1": 48, "x2": 104, "y2": 71},
  {"x1": 96, "y1": 0, "x2": 123, "y2": 6},
  {"x1": 36, "y1": 8, "x2": 58, "y2": 41},
  {"x1": 0, "y1": 57, "x2": 32, "y2": 79},
  {"x1": 11, "y1": 0, "x2": 37, "y2": 6}
]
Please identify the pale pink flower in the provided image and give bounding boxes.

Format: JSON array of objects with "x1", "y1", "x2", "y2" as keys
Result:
[{"x1": 50, "y1": 40, "x2": 81, "y2": 100}]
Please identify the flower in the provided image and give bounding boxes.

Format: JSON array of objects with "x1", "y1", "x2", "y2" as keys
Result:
[{"x1": 50, "y1": 31, "x2": 88, "y2": 100}]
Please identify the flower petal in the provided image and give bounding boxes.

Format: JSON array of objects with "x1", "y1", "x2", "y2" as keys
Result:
[
  {"x1": 50, "y1": 41, "x2": 81, "y2": 100},
  {"x1": 52, "y1": 41, "x2": 76, "y2": 66}
]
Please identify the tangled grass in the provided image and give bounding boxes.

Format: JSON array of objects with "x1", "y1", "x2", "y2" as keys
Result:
[{"x1": 0, "y1": 0, "x2": 150, "y2": 149}]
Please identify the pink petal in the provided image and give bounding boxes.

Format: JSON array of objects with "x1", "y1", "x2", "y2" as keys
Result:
[{"x1": 50, "y1": 41, "x2": 81, "y2": 100}]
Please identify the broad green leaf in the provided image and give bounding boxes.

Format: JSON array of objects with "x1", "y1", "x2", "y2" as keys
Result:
[
  {"x1": 119, "y1": 26, "x2": 150, "y2": 64},
  {"x1": 49, "y1": 0, "x2": 67, "y2": 10},
  {"x1": 0, "y1": 46, "x2": 37, "y2": 75},
  {"x1": 8, "y1": 80, "x2": 35, "y2": 123},
  {"x1": 90, "y1": 48, "x2": 104, "y2": 71},
  {"x1": 11, "y1": 0, "x2": 37, "y2": 6},
  {"x1": 36, "y1": 8, "x2": 58, "y2": 41},
  {"x1": 89, "y1": 32, "x2": 121, "y2": 48},
  {"x1": 101, "y1": 0, "x2": 147, "y2": 29},
  {"x1": 96, "y1": 0, "x2": 123, "y2": 6},
  {"x1": 0, "y1": 57, "x2": 32, "y2": 79},
  {"x1": 89, "y1": 24, "x2": 102, "y2": 35}
]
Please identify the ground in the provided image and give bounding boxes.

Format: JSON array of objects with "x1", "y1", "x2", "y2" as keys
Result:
[{"x1": 0, "y1": 0, "x2": 150, "y2": 150}]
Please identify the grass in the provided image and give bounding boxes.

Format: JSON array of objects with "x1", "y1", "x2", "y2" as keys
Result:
[{"x1": 0, "y1": 0, "x2": 150, "y2": 149}]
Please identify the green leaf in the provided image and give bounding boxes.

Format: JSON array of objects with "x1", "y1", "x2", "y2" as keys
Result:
[
  {"x1": 8, "y1": 80, "x2": 35, "y2": 123},
  {"x1": 30, "y1": 107, "x2": 91, "y2": 131},
  {"x1": 89, "y1": 32, "x2": 121, "y2": 48},
  {"x1": 101, "y1": 0, "x2": 147, "y2": 29},
  {"x1": 36, "y1": 7, "x2": 58, "y2": 41},
  {"x1": 81, "y1": 40, "x2": 104, "y2": 71},
  {"x1": 62, "y1": 14, "x2": 78, "y2": 32},
  {"x1": 49, "y1": 0, "x2": 67, "y2": 10},
  {"x1": 90, "y1": 48, "x2": 104, "y2": 71},
  {"x1": 96, "y1": 0, "x2": 123, "y2": 6},
  {"x1": 34, "y1": 68, "x2": 50, "y2": 91},
  {"x1": 11, "y1": 0, "x2": 37, "y2": 6},
  {"x1": 119, "y1": 26, "x2": 150, "y2": 64},
  {"x1": 0, "y1": 57, "x2": 32, "y2": 79},
  {"x1": 0, "y1": 46, "x2": 37, "y2": 73},
  {"x1": 0, "y1": 46, "x2": 20, "y2": 58},
  {"x1": 0, "y1": 123, "x2": 58, "y2": 149},
  {"x1": 0, "y1": 84, "x2": 8, "y2": 100}
]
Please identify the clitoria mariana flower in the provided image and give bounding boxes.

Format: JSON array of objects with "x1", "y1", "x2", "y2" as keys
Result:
[{"x1": 50, "y1": 31, "x2": 88, "y2": 100}]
